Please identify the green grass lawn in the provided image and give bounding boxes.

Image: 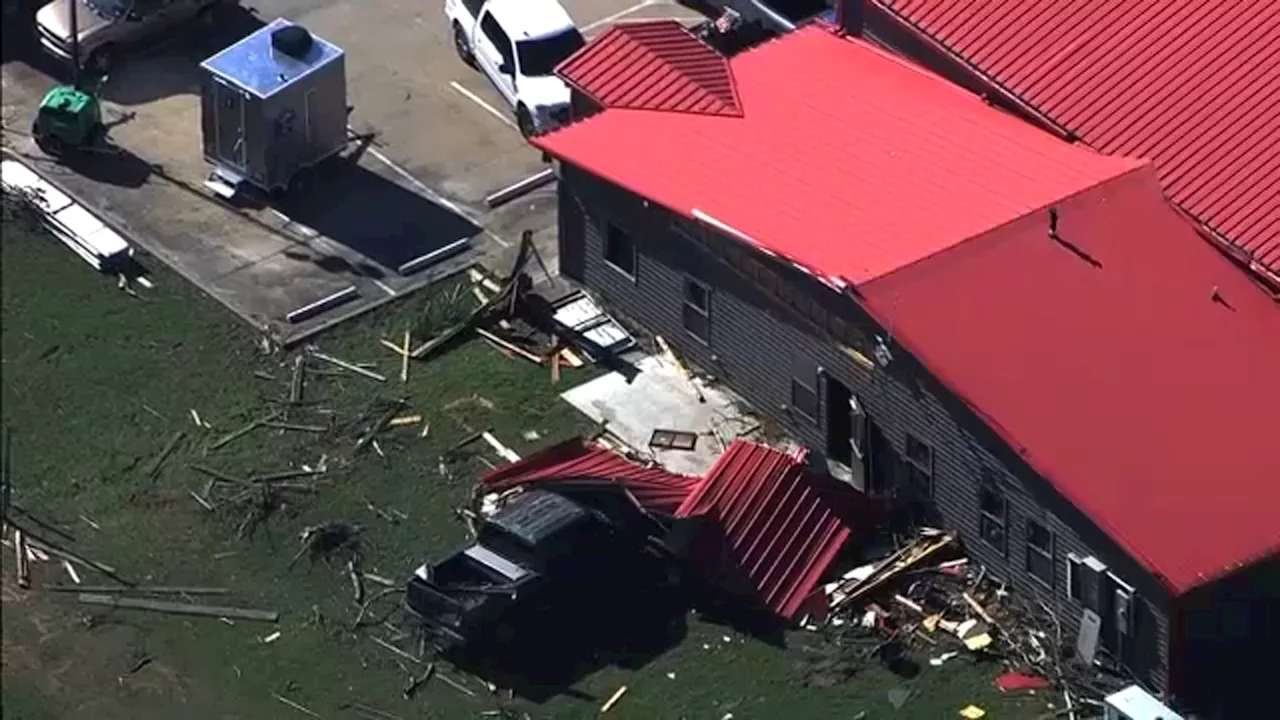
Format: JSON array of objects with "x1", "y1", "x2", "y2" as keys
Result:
[{"x1": 1, "y1": 213, "x2": 1048, "y2": 719}]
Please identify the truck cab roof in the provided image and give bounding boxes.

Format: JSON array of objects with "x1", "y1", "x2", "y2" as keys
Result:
[
  {"x1": 484, "y1": 0, "x2": 576, "y2": 41},
  {"x1": 487, "y1": 489, "x2": 592, "y2": 547}
]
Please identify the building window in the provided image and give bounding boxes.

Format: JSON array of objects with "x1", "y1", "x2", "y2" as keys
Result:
[
  {"x1": 903, "y1": 433, "x2": 933, "y2": 498},
  {"x1": 1025, "y1": 520, "x2": 1055, "y2": 586},
  {"x1": 978, "y1": 484, "x2": 1007, "y2": 555},
  {"x1": 682, "y1": 277, "x2": 711, "y2": 343},
  {"x1": 791, "y1": 377, "x2": 818, "y2": 421},
  {"x1": 603, "y1": 223, "x2": 636, "y2": 278}
]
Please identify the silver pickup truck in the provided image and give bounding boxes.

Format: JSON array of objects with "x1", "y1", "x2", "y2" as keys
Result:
[{"x1": 36, "y1": 0, "x2": 232, "y2": 73}]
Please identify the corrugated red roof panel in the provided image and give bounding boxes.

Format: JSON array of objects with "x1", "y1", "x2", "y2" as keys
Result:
[
  {"x1": 539, "y1": 25, "x2": 1140, "y2": 286},
  {"x1": 675, "y1": 440, "x2": 853, "y2": 620},
  {"x1": 479, "y1": 436, "x2": 700, "y2": 515},
  {"x1": 536, "y1": 25, "x2": 1280, "y2": 593},
  {"x1": 557, "y1": 20, "x2": 742, "y2": 116},
  {"x1": 873, "y1": 0, "x2": 1280, "y2": 281},
  {"x1": 861, "y1": 165, "x2": 1280, "y2": 594}
]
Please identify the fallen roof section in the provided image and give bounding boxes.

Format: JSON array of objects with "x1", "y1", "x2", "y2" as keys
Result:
[
  {"x1": 868, "y1": 0, "x2": 1280, "y2": 287},
  {"x1": 479, "y1": 436, "x2": 700, "y2": 515},
  {"x1": 676, "y1": 440, "x2": 858, "y2": 621}
]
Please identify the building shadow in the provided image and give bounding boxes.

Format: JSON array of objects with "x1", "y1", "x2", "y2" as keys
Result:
[
  {"x1": 273, "y1": 155, "x2": 481, "y2": 275},
  {"x1": 54, "y1": 142, "x2": 153, "y2": 189}
]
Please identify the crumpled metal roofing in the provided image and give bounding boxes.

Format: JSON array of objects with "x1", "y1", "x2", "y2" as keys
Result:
[
  {"x1": 556, "y1": 20, "x2": 742, "y2": 116},
  {"x1": 871, "y1": 0, "x2": 1280, "y2": 285},
  {"x1": 675, "y1": 440, "x2": 855, "y2": 621},
  {"x1": 478, "y1": 436, "x2": 700, "y2": 515}
]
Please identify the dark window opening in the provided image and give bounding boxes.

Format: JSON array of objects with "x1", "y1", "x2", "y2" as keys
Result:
[
  {"x1": 1025, "y1": 520, "x2": 1055, "y2": 586},
  {"x1": 978, "y1": 484, "x2": 1008, "y2": 555},
  {"x1": 603, "y1": 223, "x2": 636, "y2": 278},
  {"x1": 480, "y1": 14, "x2": 513, "y2": 67},
  {"x1": 682, "y1": 277, "x2": 711, "y2": 343},
  {"x1": 791, "y1": 377, "x2": 818, "y2": 421},
  {"x1": 903, "y1": 433, "x2": 933, "y2": 498},
  {"x1": 517, "y1": 29, "x2": 586, "y2": 77},
  {"x1": 1066, "y1": 553, "x2": 1082, "y2": 601}
]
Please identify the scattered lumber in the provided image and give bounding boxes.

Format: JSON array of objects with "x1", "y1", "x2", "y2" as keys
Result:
[
  {"x1": 400, "y1": 330, "x2": 411, "y2": 383},
  {"x1": 403, "y1": 662, "x2": 436, "y2": 699},
  {"x1": 601, "y1": 685, "x2": 628, "y2": 713},
  {"x1": 47, "y1": 585, "x2": 228, "y2": 595},
  {"x1": 209, "y1": 411, "x2": 282, "y2": 451},
  {"x1": 481, "y1": 432, "x2": 520, "y2": 463},
  {"x1": 371, "y1": 636, "x2": 420, "y2": 665},
  {"x1": 14, "y1": 528, "x2": 30, "y2": 588},
  {"x1": 273, "y1": 692, "x2": 321, "y2": 718},
  {"x1": 77, "y1": 593, "x2": 278, "y2": 622},
  {"x1": 655, "y1": 336, "x2": 705, "y2": 403},
  {"x1": 311, "y1": 351, "x2": 386, "y2": 382},
  {"x1": 355, "y1": 402, "x2": 404, "y2": 455},
  {"x1": 475, "y1": 328, "x2": 542, "y2": 365},
  {"x1": 145, "y1": 431, "x2": 186, "y2": 479},
  {"x1": 189, "y1": 463, "x2": 247, "y2": 486},
  {"x1": 263, "y1": 421, "x2": 326, "y2": 434},
  {"x1": 289, "y1": 355, "x2": 306, "y2": 403}
]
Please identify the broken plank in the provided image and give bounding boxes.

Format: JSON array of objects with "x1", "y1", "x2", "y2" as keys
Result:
[
  {"x1": 371, "y1": 636, "x2": 420, "y2": 664},
  {"x1": 77, "y1": 593, "x2": 278, "y2": 622},
  {"x1": 481, "y1": 432, "x2": 520, "y2": 463},
  {"x1": 188, "y1": 464, "x2": 247, "y2": 486},
  {"x1": 387, "y1": 415, "x2": 422, "y2": 428},
  {"x1": 355, "y1": 403, "x2": 404, "y2": 455},
  {"x1": 475, "y1": 328, "x2": 542, "y2": 364},
  {"x1": 208, "y1": 414, "x2": 274, "y2": 452},
  {"x1": 273, "y1": 692, "x2": 321, "y2": 719},
  {"x1": 400, "y1": 330, "x2": 411, "y2": 384},
  {"x1": 189, "y1": 490, "x2": 215, "y2": 512},
  {"x1": 289, "y1": 355, "x2": 306, "y2": 404},
  {"x1": 310, "y1": 351, "x2": 386, "y2": 382},
  {"x1": 14, "y1": 528, "x2": 30, "y2": 589},
  {"x1": 559, "y1": 347, "x2": 585, "y2": 368},
  {"x1": 250, "y1": 468, "x2": 324, "y2": 484},
  {"x1": 145, "y1": 432, "x2": 186, "y2": 479},
  {"x1": 262, "y1": 421, "x2": 327, "y2": 434},
  {"x1": 48, "y1": 585, "x2": 229, "y2": 595}
]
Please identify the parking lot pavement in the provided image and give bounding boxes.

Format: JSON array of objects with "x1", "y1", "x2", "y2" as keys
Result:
[{"x1": 0, "y1": 0, "x2": 704, "y2": 343}]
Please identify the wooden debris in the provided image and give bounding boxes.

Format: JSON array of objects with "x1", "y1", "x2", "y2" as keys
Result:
[
  {"x1": 402, "y1": 662, "x2": 436, "y2": 699},
  {"x1": 77, "y1": 593, "x2": 278, "y2": 622},
  {"x1": 419, "y1": 422, "x2": 431, "y2": 438},
  {"x1": 601, "y1": 685, "x2": 628, "y2": 713},
  {"x1": 47, "y1": 585, "x2": 228, "y2": 595},
  {"x1": 254, "y1": 370, "x2": 276, "y2": 381},
  {"x1": 273, "y1": 692, "x2": 322, "y2": 718},
  {"x1": 311, "y1": 351, "x2": 386, "y2": 382},
  {"x1": 350, "y1": 702, "x2": 405, "y2": 720},
  {"x1": 655, "y1": 335, "x2": 705, "y2": 403},
  {"x1": 263, "y1": 421, "x2": 326, "y2": 434},
  {"x1": 347, "y1": 558, "x2": 364, "y2": 603},
  {"x1": 468, "y1": 268, "x2": 502, "y2": 294},
  {"x1": 559, "y1": 348, "x2": 585, "y2": 368},
  {"x1": 475, "y1": 328, "x2": 542, "y2": 364},
  {"x1": 362, "y1": 572, "x2": 395, "y2": 587},
  {"x1": 63, "y1": 559, "x2": 82, "y2": 584},
  {"x1": 549, "y1": 334, "x2": 561, "y2": 385},
  {"x1": 400, "y1": 330, "x2": 411, "y2": 384},
  {"x1": 209, "y1": 412, "x2": 282, "y2": 451},
  {"x1": 79, "y1": 514, "x2": 101, "y2": 530},
  {"x1": 23, "y1": 532, "x2": 124, "y2": 581},
  {"x1": 355, "y1": 402, "x2": 404, "y2": 455},
  {"x1": 963, "y1": 592, "x2": 997, "y2": 625},
  {"x1": 189, "y1": 409, "x2": 206, "y2": 428},
  {"x1": 481, "y1": 432, "x2": 520, "y2": 463},
  {"x1": 290, "y1": 522, "x2": 362, "y2": 568},
  {"x1": 387, "y1": 414, "x2": 422, "y2": 428},
  {"x1": 14, "y1": 528, "x2": 30, "y2": 588},
  {"x1": 145, "y1": 431, "x2": 186, "y2": 479},
  {"x1": 435, "y1": 671, "x2": 475, "y2": 697},
  {"x1": 189, "y1": 463, "x2": 247, "y2": 486},
  {"x1": 371, "y1": 636, "x2": 420, "y2": 665},
  {"x1": 261, "y1": 631, "x2": 281, "y2": 644},
  {"x1": 251, "y1": 468, "x2": 324, "y2": 484},
  {"x1": 352, "y1": 587, "x2": 399, "y2": 629},
  {"x1": 447, "y1": 430, "x2": 486, "y2": 455},
  {"x1": 289, "y1": 355, "x2": 306, "y2": 403},
  {"x1": 189, "y1": 490, "x2": 215, "y2": 512}
]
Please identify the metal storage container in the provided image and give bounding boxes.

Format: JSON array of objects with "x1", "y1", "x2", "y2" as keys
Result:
[{"x1": 199, "y1": 18, "x2": 347, "y2": 197}]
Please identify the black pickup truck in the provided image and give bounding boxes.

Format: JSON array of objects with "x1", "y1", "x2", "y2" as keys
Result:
[{"x1": 406, "y1": 488, "x2": 653, "y2": 649}]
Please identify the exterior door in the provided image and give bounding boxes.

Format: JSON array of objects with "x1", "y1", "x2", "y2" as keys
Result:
[{"x1": 213, "y1": 79, "x2": 247, "y2": 172}]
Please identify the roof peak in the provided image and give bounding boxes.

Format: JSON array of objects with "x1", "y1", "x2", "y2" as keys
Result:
[{"x1": 557, "y1": 20, "x2": 742, "y2": 117}]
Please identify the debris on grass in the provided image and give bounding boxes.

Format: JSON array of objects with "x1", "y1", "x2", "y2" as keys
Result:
[
  {"x1": 311, "y1": 350, "x2": 386, "y2": 382},
  {"x1": 601, "y1": 685, "x2": 628, "y2": 713},
  {"x1": 262, "y1": 631, "x2": 282, "y2": 644},
  {"x1": 62, "y1": 558, "x2": 81, "y2": 584},
  {"x1": 289, "y1": 355, "x2": 306, "y2": 403},
  {"x1": 355, "y1": 401, "x2": 405, "y2": 455},
  {"x1": 402, "y1": 662, "x2": 435, "y2": 699},
  {"x1": 47, "y1": 584, "x2": 229, "y2": 595},
  {"x1": 272, "y1": 691, "x2": 321, "y2": 718},
  {"x1": 371, "y1": 635, "x2": 421, "y2": 665},
  {"x1": 480, "y1": 432, "x2": 520, "y2": 463},
  {"x1": 362, "y1": 572, "x2": 395, "y2": 587},
  {"x1": 14, "y1": 527, "x2": 30, "y2": 588},
  {"x1": 79, "y1": 513, "x2": 101, "y2": 530},
  {"x1": 289, "y1": 522, "x2": 363, "y2": 569},
  {"x1": 209, "y1": 411, "x2": 282, "y2": 452},
  {"x1": 145, "y1": 431, "x2": 186, "y2": 479},
  {"x1": 386, "y1": 414, "x2": 421, "y2": 428},
  {"x1": 77, "y1": 593, "x2": 279, "y2": 622}
]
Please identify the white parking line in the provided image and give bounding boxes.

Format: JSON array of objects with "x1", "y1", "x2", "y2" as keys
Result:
[
  {"x1": 371, "y1": 279, "x2": 397, "y2": 296},
  {"x1": 449, "y1": 81, "x2": 518, "y2": 131},
  {"x1": 582, "y1": 0, "x2": 661, "y2": 32}
]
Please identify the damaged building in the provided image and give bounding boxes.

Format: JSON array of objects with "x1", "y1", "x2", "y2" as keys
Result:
[{"x1": 530, "y1": 20, "x2": 1280, "y2": 709}]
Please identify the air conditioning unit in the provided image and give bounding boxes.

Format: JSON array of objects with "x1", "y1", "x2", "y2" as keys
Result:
[{"x1": 1103, "y1": 685, "x2": 1183, "y2": 720}]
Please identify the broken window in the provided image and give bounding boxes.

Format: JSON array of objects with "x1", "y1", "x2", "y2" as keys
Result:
[
  {"x1": 978, "y1": 484, "x2": 1007, "y2": 555},
  {"x1": 682, "y1": 277, "x2": 711, "y2": 343},
  {"x1": 1025, "y1": 519, "x2": 1055, "y2": 586},
  {"x1": 903, "y1": 433, "x2": 933, "y2": 498},
  {"x1": 603, "y1": 223, "x2": 636, "y2": 278}
]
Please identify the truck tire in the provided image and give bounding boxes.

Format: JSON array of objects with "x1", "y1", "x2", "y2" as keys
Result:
[
  {"x1": 453, "y1": 23, "x2": 475, "y2": 68},
  {"x1": 516, "y1": 105, "x2": 534, "y2": 138}
]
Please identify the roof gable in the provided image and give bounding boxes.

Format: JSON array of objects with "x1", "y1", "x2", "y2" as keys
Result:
[{"x1": 557, "y1": 20, "x2": 742, "y2": 116}]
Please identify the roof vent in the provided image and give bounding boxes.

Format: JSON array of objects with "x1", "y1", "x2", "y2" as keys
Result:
[{"x1": 271, "y1": 25, "x2": 314, "y2": 60}]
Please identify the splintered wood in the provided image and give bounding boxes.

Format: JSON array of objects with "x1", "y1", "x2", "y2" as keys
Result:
[{"x1": 829, "y1": 534, "x2": 955, "y2": 613}]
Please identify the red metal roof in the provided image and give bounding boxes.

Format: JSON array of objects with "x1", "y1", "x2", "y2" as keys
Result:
[
  {"x1": 538, "y1": 25, "x2": 1140, "y2": 287},
  {"x1": 537, "y1": 25, "x2": 1280, "y2": 593},
  {"x1": 675, "y1": 441, "x2": 854, "y2": 620},
  {"x1": 479, "y1": 436, "x2": 700, "y2": 515},
  {"x1": 871, "y1": 0, "x2": 1280, "y2": 284},
  {"x1": 863, "y1": 165, "x2": 1280, "y2": 594},
  {"x1": 557, "y1": 20, "x2": 742, "y2": 116}
]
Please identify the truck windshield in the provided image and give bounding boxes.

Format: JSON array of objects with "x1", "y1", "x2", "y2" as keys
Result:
[
  {"x1": 516, "y1": 28, "x2": 585, "y2": 77},
  {"x1": 85, "y1": 0, "x2": 131, "y2": 20}
]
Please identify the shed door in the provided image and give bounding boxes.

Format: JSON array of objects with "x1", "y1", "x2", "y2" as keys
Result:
[{"x1": 213, "y1": 79, "x2": 248, "y2": 172}]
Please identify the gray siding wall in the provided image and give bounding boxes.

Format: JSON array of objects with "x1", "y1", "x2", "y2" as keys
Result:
[{"x1": 557, "y1": 163, "x2": 1174, "y2": 694}]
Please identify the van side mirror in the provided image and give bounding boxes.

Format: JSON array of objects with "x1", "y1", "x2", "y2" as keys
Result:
[{"x1": 498, "y1": 60, "x2": 512, "y2": 76}]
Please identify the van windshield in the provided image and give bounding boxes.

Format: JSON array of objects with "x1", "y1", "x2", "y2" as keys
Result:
[{"x1": 516, "y1": 28, "x2": 585, "y2": 77}]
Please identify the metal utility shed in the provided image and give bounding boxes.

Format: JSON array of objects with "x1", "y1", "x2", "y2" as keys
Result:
[{"x1": 199, "y1": 18, "x2": 348, "y2": 198}]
